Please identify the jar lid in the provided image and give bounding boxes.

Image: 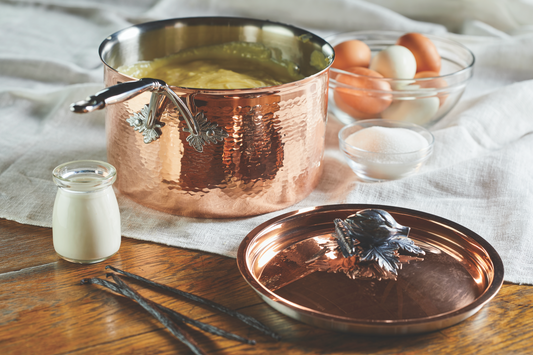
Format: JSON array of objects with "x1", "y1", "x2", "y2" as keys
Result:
[{"x1": 52, "y1": 160, "x2": 117, "y2": 192}]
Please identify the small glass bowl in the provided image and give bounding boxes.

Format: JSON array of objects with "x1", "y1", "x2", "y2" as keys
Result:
[
  {"x1": 339, "y1": 119, "x2": 434, "y2": 182},
  {"x1": 327, "y1": 31, "x2": 475, "y2": 127}
]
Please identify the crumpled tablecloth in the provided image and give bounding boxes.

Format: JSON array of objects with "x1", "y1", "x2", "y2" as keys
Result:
[{"x1": 1, "y1": 0, "x2": 532, "y2": 284}]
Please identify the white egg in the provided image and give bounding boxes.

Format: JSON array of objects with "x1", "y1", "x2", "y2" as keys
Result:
[
  {"x1": 370, "y1": 45, "x2": 417, "y2": 79},
  {"x1": 381, "y1": 97, "x2": 439, "y2": 125}
]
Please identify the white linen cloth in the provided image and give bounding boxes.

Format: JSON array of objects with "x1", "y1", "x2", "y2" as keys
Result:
[{"x1": 1, "y1": 0, "x2": 532, "y2": 284}]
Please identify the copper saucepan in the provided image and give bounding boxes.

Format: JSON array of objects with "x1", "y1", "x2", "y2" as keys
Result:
[{"x1": 71, "y1": 17, "x2": 334, "y2": 218}]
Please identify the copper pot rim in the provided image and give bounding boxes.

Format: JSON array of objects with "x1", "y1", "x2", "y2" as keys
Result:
[{"x1": 98, "y1": 16, "x2": 335, "y2": 94}]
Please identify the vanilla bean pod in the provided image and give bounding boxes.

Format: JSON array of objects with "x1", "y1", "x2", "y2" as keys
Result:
[
  {"x1": 82, "y1": 276, "x2": 206, "y2": 355},
  {"x1": 81, "y1": 276, "x2": 255, "y2": 345},
  {"x1": 105, "y1": 265, "x2": 281, "y2": 341},
  {"x1": 158, "y1": 300, "x2": 256, "y2": 345}
]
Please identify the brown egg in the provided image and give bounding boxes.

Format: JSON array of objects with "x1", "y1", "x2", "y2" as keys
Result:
[
  {"x1": 334, "y1": 67, "x2": 392, "y2": 115},
  {"x1": 414, "y1": 71, "x2": 448, "y2": 106},
  {"x1": 397, "y1": 33, "x2": 441, "y2": 73},
  {"x1": 332, "y1": 40, "x2": 372, "y2": 70},
  {"x1": 334, "y1": 95, "x2": 377, "y2": 119}
]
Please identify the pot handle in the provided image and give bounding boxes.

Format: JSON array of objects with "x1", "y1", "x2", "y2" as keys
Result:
[
  {"x1": 70, "y1": 78, "x2": 228, "y2": 152},
  {"x1": 70, "y1": 78, "x2": 166, "y2": 113}
]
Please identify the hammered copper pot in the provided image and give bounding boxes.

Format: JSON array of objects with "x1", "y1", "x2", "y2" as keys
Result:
[{"x1": 72, "y1": 17, "x2": 334, "y2": 218}]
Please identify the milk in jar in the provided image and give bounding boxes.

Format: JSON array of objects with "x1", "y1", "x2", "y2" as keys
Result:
[{"x1": 52, "y1": 160, "x2": 121, "y2": 263}]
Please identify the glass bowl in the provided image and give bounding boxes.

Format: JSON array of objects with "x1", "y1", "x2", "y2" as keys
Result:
[
  {"x1": 339, "y1": 119, "x2": 434, "y2": 182},
  {"x1": 327, "y1": 31, "x2": 475, "y2": 127}
]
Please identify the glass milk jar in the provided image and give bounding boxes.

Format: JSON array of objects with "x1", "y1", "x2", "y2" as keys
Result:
[{"x1": 52, "y1": 160, "x2": 121, "y2": 264}]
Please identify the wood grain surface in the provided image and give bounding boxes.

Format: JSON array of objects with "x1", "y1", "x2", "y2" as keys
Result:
[{"x1": 1, "y1": 218, "x2": 531, "y2": 355}]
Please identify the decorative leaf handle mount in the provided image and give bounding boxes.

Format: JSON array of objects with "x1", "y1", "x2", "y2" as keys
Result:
[
  {"x1": 70, "y1": 78, "x2": 228, "y2": 152},
  {"x1": 307, "y1": 209, "x2": 426, "y2": 281}
]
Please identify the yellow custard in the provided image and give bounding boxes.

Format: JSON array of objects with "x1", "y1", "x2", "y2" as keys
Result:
[{"x1": 118, "y1": 42, "x2": 305, "y2": 89}]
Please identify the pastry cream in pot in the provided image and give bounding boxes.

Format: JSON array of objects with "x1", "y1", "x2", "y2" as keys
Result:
[{"x1": 117, "y1": 42, "x2": 305, "y2": 89}]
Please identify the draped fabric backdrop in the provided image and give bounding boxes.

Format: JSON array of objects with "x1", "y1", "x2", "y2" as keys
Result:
[{"x1": 1, "y1": 0, "x2": 532, "y2": 284}]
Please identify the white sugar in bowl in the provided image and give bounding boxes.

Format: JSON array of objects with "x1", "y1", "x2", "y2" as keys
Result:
[{"x1": 339, "y1": 119, "x2": 434, "y2": 181}]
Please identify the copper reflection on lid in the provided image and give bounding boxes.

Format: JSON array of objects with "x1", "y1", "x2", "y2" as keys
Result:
[{"x1": 237, "y1": 204, "x2": 504, "y2": 335}]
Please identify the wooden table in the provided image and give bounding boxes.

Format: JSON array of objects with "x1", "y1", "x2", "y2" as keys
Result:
[{"x1": 1, "y1": 218, "x2": 531, "y2": 354}]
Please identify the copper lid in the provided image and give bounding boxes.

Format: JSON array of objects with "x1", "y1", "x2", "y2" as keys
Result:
[{"x1": 237, "y1": 204, "x2": 504, "y2": 335}]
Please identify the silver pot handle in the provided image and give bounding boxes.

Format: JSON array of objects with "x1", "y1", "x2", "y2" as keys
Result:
[{"x1": 70, "y1": 78, "x2": 228, "y2": 152}]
